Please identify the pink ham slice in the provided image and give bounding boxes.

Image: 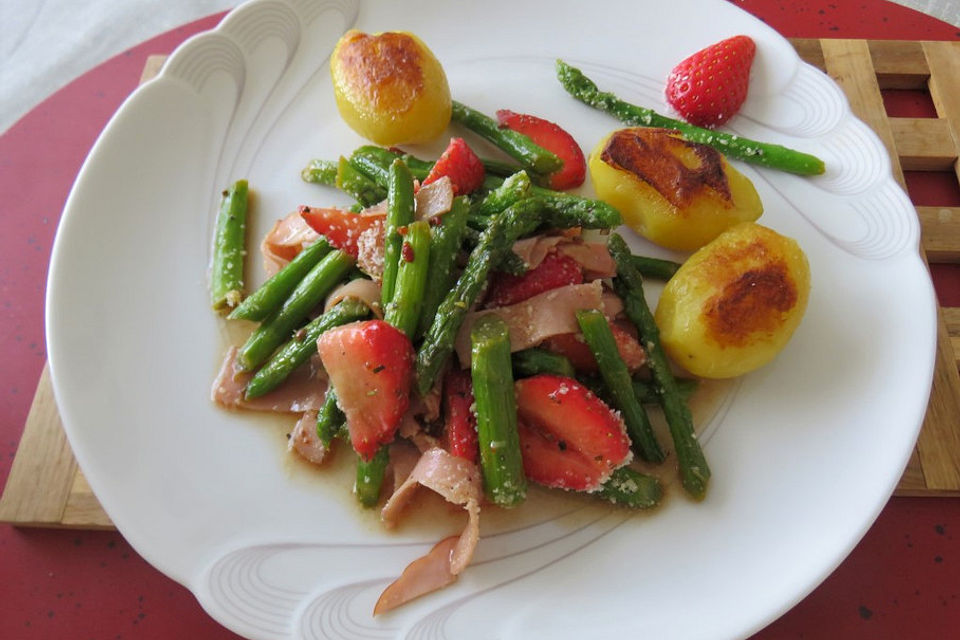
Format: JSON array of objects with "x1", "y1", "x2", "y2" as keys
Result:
[
  {"x1": 324, "y1": 278, "x2": 383, "y2": 318},
  {"x1": 558, "y1": 242, "x2": 617, "y2": 279},
  {"x1": 288, "y1": 410, "x2": 327, "y2": 465},
  {"x1": 261, "y1": 212, "x2": 321, "y2": 277},
  {"x1": 211, "y1": 346, "x2": 326, "y2": 413},
  {"x1": 375, "y1": 448, "x2": 482, "y2": 614},
  {"x1": 414, "y1": 176, "x2": 454, "y2": 220},
  {"x1": 454, "y1": 280, "x2": 623, "y2": 366}
]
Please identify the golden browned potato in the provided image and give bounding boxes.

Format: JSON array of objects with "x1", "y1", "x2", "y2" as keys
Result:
[
  {"x1": 589, "y1": 127, "x2": 763, "y2": 251},
  {"x1": 330, "y1": 30, "x2": 451, "y2": 145},
  {"x1": 654, "y1": 222, "x2": 810, "y2": 378}
]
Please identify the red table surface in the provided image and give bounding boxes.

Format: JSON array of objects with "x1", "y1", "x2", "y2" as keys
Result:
[{"x1": 2, "y1": 1, "x2": 959, "y2": 638}]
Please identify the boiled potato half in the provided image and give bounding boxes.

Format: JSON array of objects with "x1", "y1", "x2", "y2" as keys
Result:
[
  {"x1": 589, "y1": 127, "x2": 763, "y2": 251},
  {"x1": 330, "y1": 30, "x2": 451, "y2": 145},
  {"x1": 655, "y1": 222, "x2": 810, "y2": 378}
]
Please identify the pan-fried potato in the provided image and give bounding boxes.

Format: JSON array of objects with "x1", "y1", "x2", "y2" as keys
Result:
[
  {"x1": 330, "y1": 30, "x2": 451, "y2": 145},
  {"x1": 589, "y1": 128, "x2": 762, "y2": 251},
  {"x1": 654, "y1": 222, "x2": 810, "y2": 378}
]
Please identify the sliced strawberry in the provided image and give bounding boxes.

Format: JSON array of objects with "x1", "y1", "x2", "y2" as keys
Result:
[
  {"x1": 665, "y1": 35, "x2": 756, "y2": 128},
  {"x1": 496, "y1": 110, "x2": 586, "y2": 190},
  {"x1": 300, "y1": 205, "x2": 382, "y2": 258},
  {"x1": 542, "y1": 322, "x2": 647, "y2": 373},
  {"x1": 442, "y1": 368, "x2": 478, "y2": 463},
  {"x1": 422, "y1": 137, "x2": 485, "y2": 195},
  {"x1": 515, "y1": 374, "x2": 632, "y2": 491},
  {"x1": 484, "y1": 250, "x2": 584, "y2": 308},
  {"x1": 316, "y1": 320, "x2": 414, "y2": 460}
]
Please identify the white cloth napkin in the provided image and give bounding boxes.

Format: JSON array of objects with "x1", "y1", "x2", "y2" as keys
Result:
[{"x1": 1, "y1": 0, "x2": 957, "y2": 136}]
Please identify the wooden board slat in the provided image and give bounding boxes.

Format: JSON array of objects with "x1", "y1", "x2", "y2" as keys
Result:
[
  {"x1": 890, "y1": 117, "x2": 957, "y2": 170},
  {"x1": 4, "y1": 43, "x2": 960, "y2": 531},
  {"x1": 917, "y1": 206, "x2": 960, "y2": 262}
]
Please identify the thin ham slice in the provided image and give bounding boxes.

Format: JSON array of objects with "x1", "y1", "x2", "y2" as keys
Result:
[
  {"x1": 414, "y1": 176, "x2": 454, "y2": 221},
  {"x1": 211, "y1": 346, "x2": 326, "y2": 413},
  {"x1": 288, "y1": 410, "x2": 327, "y2": 465},
  {"x1": 558, "y1": 242, "x2": 617, "y2": 279},
  {"x1": 376, "y1": 448, "x2": 482, "y2": 613},
  {"x1": 356, "y1": 220, "x2": 386, "y2": 280},
  {"x1": 261, "y1": 212, "x2": 320, "y2": 277},
  {"x1": 374, "y1": 537, "x2": 458, "y2": 616},
  {"x1": 510, "y1": 235, "x2": 565, "y2": 270},
  {"x1": 324, "y1": 278, "x2": 383, "y2": 318},
  {"x1": 454, "y1": 280, "x2": 622, "y2": 366}
]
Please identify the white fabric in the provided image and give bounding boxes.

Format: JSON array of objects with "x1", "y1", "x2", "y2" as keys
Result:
[{"x1": 1, "y1": 0, "x2": 957, "y2": 135}]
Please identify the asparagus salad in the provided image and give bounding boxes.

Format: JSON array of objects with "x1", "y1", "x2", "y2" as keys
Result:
[{"x1": 208, "y1": 30, "x2": 815, "y2": 614}]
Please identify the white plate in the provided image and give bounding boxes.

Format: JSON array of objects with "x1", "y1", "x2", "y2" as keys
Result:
[{"x1": 46, "y1": 0, "x2": 937, "y2": 638}]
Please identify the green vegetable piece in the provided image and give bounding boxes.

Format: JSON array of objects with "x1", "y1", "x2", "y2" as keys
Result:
[
  {"x1": 471, "y1": 314, "x2": 527, "y2": 507},
  {"x1": 245, "y1": 298, "x2": 370, "y2": 398},
  {"x1": 608, "y1": 233, "x2": 711, "y2": 499},
  {"x1": 556, "y1": 60, "x2": 825, "y2": 176},
  {"x1": 229, "y1": 238, "x2": 333, "y2": 322},
  {"x1": 416, "y1": 198, "x2": 543, "y2": 396},
  {"x1": 478, "y1": 173, "x2": 621, "y2": 229},
  {"x1": 210, "y1": 180, "x2": 249, "y2": 311},
  {"x1": 237, "y1": 249, "x2": 354, "y2": 371},
  {"x1": 633, "y1": 377, "x2": 698, "y2": 405},
  {"x1": 381, "y1": 159, "x2": 416, "y2": 305},
  {"x1": 576, "y1": 309, "x2": 664, "y2": 463},
  {"x1": 451, "y1": 101, "x2": 563, "y2": 175},
  {"x1": 336, "y1": 156, "x2": 386, "y2": 206},
  {"x1": 355, "y1": 445, "x2": 390, "y2": 508},
  {"x1": 472, "y1": 171, "x2": 533, "y2": 218},
  {"x1": 317, "y1": 389, "x2": 345, "y2": 446},
  {"x1": 512, "y1": 348, "x2": 576, "y2": 379},
  {"x1": 300, "y1": 159, "x2": 338, "y2": 186},
  {"x1": 417, "y1": 197, "x2": 469, "y2": 338},
  {"x1": 597, "y1": 466, "x2": 663, "y2": 509},
  {"x1": 384, "y1": 220, "x2": 431, "y2": 339},
  {"x1": 631, "y1": 255, "x2": 681, "y2": 281}
]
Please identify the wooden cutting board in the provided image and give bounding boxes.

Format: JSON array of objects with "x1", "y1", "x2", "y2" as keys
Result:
[{"x1": 3, "y1": 40, "x2": 960, "y2": 530}]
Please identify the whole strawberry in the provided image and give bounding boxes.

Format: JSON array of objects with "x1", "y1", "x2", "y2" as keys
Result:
[{"x1": 665, "y1": 35, "x2": 756, "y2": 128}]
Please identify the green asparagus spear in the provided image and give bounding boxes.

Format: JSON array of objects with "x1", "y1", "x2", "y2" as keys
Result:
[
  {"x1": 300, "y1": 159, "x2": 338, "y2": 186},
  {"x1": 417, "y1": 197, "x2": 469, "y2": 338},
  {"x1": 381, "y1": 159, "x2": 416, "y2": 305},
  {"x1": 632, "y1": 255, "x2": 681, "y2": 281},
  {"x1": 608, "y1": 233, "x2": 711, "y2": 499},
  {"x1": 580, "y1": 374, "x2": 698, "y2": 406},
  {"x1": 556, "y1": 60, "x2": 825, "y2": 176},
  {"x1": 237, "y1": 249, "x2": 354, "y2": 371},
  {"x1": 576, "y1": 309, "x2": 664, "y2": 463},
  {"x1": 245, "y1": 298, "x2": 370, "y2": 398},
  {"x1": 479, "y1": 173, "x2": 621, "y2": 229},
  {"x1": 210, "y1": 180, "x2": 249, "y2": 311},
  {"x1": 451, "y1": 101, "x2": 563, "y2": 175},
  {"x1": 316, "y1": 389, "x2": 345, "y2": 446},
  {"x1": 336, "y1": 156, "x2": 387, "y2": 206},
  {"x1": 355, "y1": 445, "x2": 390, "y2": 507},
  {"x1": 384, "y1": 220, "x2": 431, "y2": 339},
  {"x1": 512, "y1": 348, "x2": 576, "y2": 379},
  {"x1": 229, "y1": 238, "x2": 333, "y2": 322},
  {"x1": 472, "y1": 171, "x2": 533, "y2": 218},
  {"x1": 597, "y1": 466, "x2": 662, "y2": 509},
  {"x1": 471, "y1": 314, "x2": 527, "y2": 507},
  {"x1": 416, "y1": 198, "x2": 544, "y2": 396}
]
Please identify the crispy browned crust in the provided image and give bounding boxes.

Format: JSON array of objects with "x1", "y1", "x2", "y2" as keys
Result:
[
  {"x1": 701, "y1": 240, "x2": 798, "y2": 347},
  {"x1": 600, "y1": 128, "x2": 732, "y2": 209},
  {"x1": 336, "y1": 31, "x2": 423, "y2": 110}
]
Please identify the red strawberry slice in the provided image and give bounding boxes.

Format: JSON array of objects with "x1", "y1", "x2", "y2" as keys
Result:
[
  {"x1": 422, "y1": 137, "x2": 485, "y2": 195},
  {"x1": 496, "y1": 110, "x2": 586, "y2": 190},
  {"x1": 316, "y1": 320, "x2": 414, "y2": 460},
  {"x1": 515, "y1": 374, "x2": 632, "y2": 491},
  {"x1": 300, "y1": 205, "x2": 382, "y2": 258},
  {"x1": 442, "y1": 368, "x2": 478, "y2": 463},
  {"x1": 665, "y1": 35, "x2": 756, "y2": 128},
  {"x1": 542, "y1": 322, "x2": 647, "y2": 373},
  {"x1": 484, "y1": 250, "x2": 584, "y2": 308}
]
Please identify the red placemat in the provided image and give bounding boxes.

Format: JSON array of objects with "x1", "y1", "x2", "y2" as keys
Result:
[{"x1": 1, "y1": 2, "x2": 958, "y2": 638}]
